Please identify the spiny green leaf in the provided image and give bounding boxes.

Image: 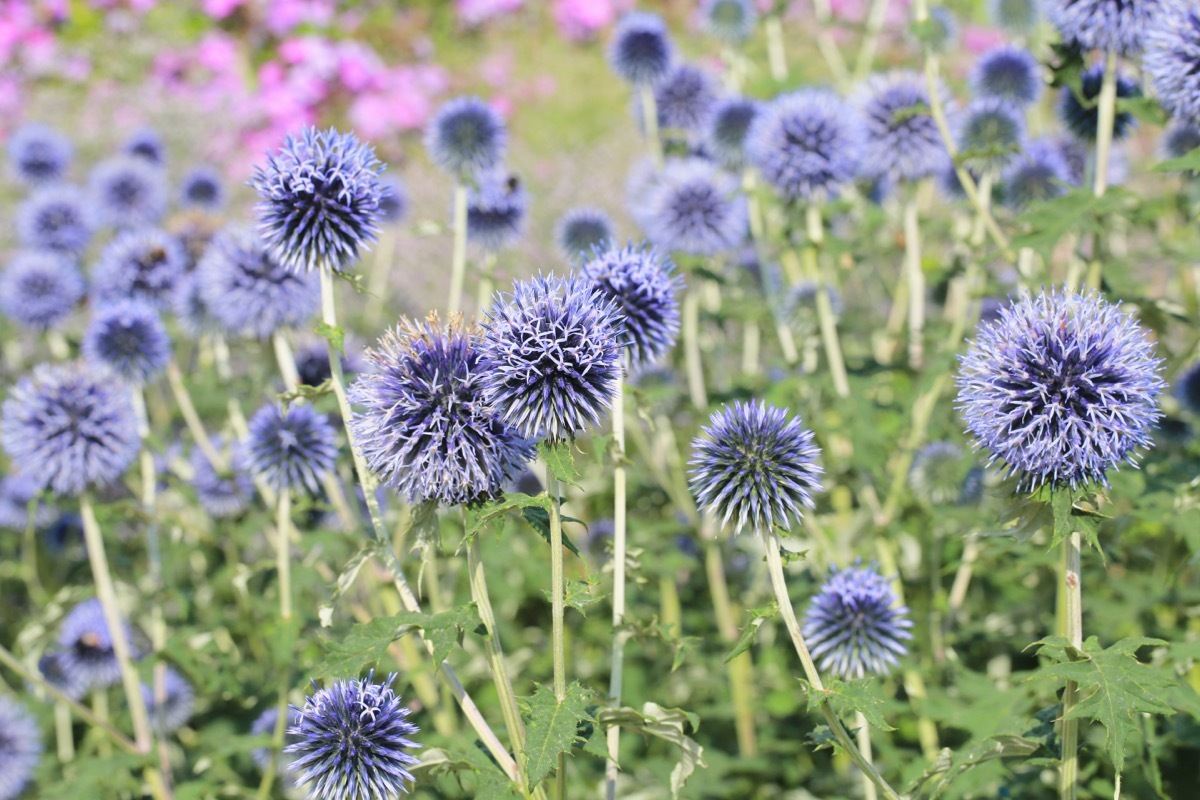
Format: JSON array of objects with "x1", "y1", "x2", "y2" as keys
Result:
[
  {"x1": 390, "y1": 606, "x2": 480, "y2": 664},
  {"x1": 907, "y1": 734, "x2": 1043, "y2": 796},
  {"x1": 278, "y1": 379, "x2": 332, "y2": 405},
  {"x1": 523, "y1": 682, "x2": 592, "y2": 787},
  {"x1": 469, "y1": 492, "x2": 553, "y2": 535},
  {"x1": 807, "y1": 678, "x2": 895, "y2": 732},
  {"x1": 1153, "y1": 146, "x2": 1200, "y2": 174},
  {"x1": 334, "y1": 269, "x2": 370, "y2": 294},
  {"x1": 724, "y1": 606, "x2": 774, "y2": 664},
  {"x1": 316, "y1": 616, "x2": 405, "y2": 679},
  {"x1": 520, "y1": 506, "x2": 583, "y2": 558},
  {"x1": 597, "y1": 703, "x2": 705, "y2": 798},
  {"x1": 315, "y1": 321, "x2": 345, "y2": 353},
  {"x1": 538, "y1": 441, "x2": 581, "y2": 487},
  {"x1": 563, "y1": 576, "x2": 601, "y2": 616}
]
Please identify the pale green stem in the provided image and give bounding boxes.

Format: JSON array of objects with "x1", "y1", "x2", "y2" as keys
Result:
[
  {"x1": 805, "y1": 205, "x2": 850, "y2": 397},
  {"x1": 682, "y1": 288, "x2": 708, "y2": 410},
  {"x1": 857, "y1": 711, "x2": 879, "y2": 800},
  {"x1": 638, "y1": 85, "x2": 663, "y2": 168},
  {"x1": 277, "y1": 490, "x2": 292, "y2": 622},
  {"x1": 56, "y1": 701, "x2": 75, "y2": 762},
  {"x1": 1058, "y1": 491, "x2": 1083, "y2": 800},
  {"x1": 365, "y1": 228, "x2": 397, "y2": 329},
  {"x1": 1086, "y1": 50, "x2": 1118, "y2": 292},
  {"x1": 740, "y1": 322, "x2": 761, "y2": 376},
  {"x1": 449, "y1": 184, "x2": 469, "y2": 316},
  {"x1": 853, "y1": 0, "x2": 892, "y2": 80},
  {"x1": 47, "y1": 329, "x2": 69, "y2": 359},
  {"x1": 903, "y1": 197, "x2": 925, "y2": 370},
  {"x1": 165, "y1": 360, "x2": 224, "y2": 471},
  {"x1": 606, "y1": 372, "x2": 629, "y2": 799},
  {"x1": 810, "y1": 0, "x2": 850, "y2": 88},
  {"x1": 477, "y1": 251, "x2": 498, "y2": 313},
  {"x1": 548, "y1": 474, "x2": 568, "y2": 799},
  {"x1": 22, "y1": 497, "x2": 46, "y2": 606},
  {"x1": 764, "y1": 15, "x2": 789, "y2": 82}
]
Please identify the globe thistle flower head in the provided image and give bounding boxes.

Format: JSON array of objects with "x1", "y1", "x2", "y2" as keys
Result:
[
  {"x1": 856, "y1": 72, "x2": 953, "y2": 184},
  {"x1": 1058, "y1": 64, "x2": 1140, "y2": 143},
  {"x1": 625, "y1": 157, "x2": 664, "y2": 230},
  {"x1": 688, "y1": 400, "x2": 824, "y2": 533},
  {"x1": 89, "y1": 155, "x2": 168, "y2": 229},
  {"x1": 171, "y1": 273, "x2": 220, "y2": 340},
  {"x1": 424, "y1": 96, "x2": 507, "y2": 180},
  {"x1": 1003, "y1": 137, "x2": 1072, "y2": 208},
  {"x1": 555, "y1": 207, "x2": 615, "y2": 260},
  {"x1": 970, "y1": 45, "x2": 1044, "y2": 107},
  {"x1": 916, "y1": 7, "x2": 959, "y2": 54},
  {"x1": 609, "y1": 11, "x2": 675, "y2": 85},
  {"x1": 82, "y1": 300, "x2": 172, "y2": 384},
  {"x1": 802, "y1": 564, "x2": 913, "y2": 679},
  {"x1": 1045, "y1": 0, "x2": 1162, "y2": 56},
  {"x1": 466, "y1": 171, "x2": 528, "y2": 252},
  {"x1": 57, "y1": 597, "x2": 139, "y2": 690},
  {"x1": 246, "y1": 403, "x2": 339, "y2": 495},
  {"x1": 706, "y1": 96, "x2": 760, "y2": 169},
  {"x1": 989, "y1": 0, "x2": 1039, "y2": 33},
  {"x1": 38, "y1": 651, "x2": 90, "y2": 701},
  {"x1": 746, "y1": 89, "x2": 864, "y2": 203},
  {"x1": 1145, "y1": 3, "x2": 1200, "y2": 125},
  {"x1": 295, "y1": 338, "x2": 366, "y2": 388},
  {"x1": 251, "y1": 706, "x2": 303, "y2": 770},
  {"x1": 197, "y1": 226, "x2": 320, "y2": 339},
  {"x1": 377, "y1": 177, "x2": 408, "y2": 224},
  {"x1": 956, "y1": 290, "x2": 1164, "y2": 491},
  {"x1": 286, "y1": 673, "x2": 421, "y2": 800},
  {"x1": 653, "y1": 65, "x2": 719, "y2": 133},
  {"x1": 0, "y1": 697, "x2": 41, "y2": 800},
  {"x1": 141, "y1": 667, "x2": 194, "y2": 734},
  {"x1": 1162, "y1": 119, "x2": 1200, "y2": 164},
  {"x1": 580, "y1": 243, "x2": 683, "y2": 371},
  {"x1": 479, "y1": 274, "x2": 624, "y2": 442},
  {"x1": 7, "y1": 122, "x2": 72, "y2": 186},
  {"x1": 956, "y1": 97, "x2": 1026, "y2": 172},
  {"x1": 909, "y1": 441, "x2": 971, "y2": 505},
  {"x1": 123, "y1": 127, "x2": 165, "y2": 165},
  {"x1": 0, "y1": 250, "x2": 85, "y2": 331},
  {"x1": 0, "y1": 472, "x2": 54, "y2": 532},
  {"x1": 1174, "y1": 361, "x2": 1200, "y2": 415},
  {"x1": 16, "y1": 184, "x2": 94, "y2": 254},
  {"x1": 699, "y1": 0, "x2": 757, "y2": 44},
  {"x1": 252, "y1": 127, "x2": 386, "y2": 274},
  {"x1": 2, "y1": 363, "x2": 140, "y2": 496},
  {"x1": 92, "y1": 227, "x2": 187, "y2": 310},
  {"x1": 180, "y1": 165, "x2": 225, "y2": 210},
  {"x1": 190, "y1": 437, "x2": 254, "y2": 519},
  {"x1": 643, "y1": 157, "x2": 746, "y2": 256}
]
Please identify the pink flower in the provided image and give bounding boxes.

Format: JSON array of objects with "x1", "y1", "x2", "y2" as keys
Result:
[
  {"x1": 480, "y1": 52, "x2": 513, "y2": 87},
  {"x1": 196, "y1": 32, "x2": 239, "y2": 73},
  {"x1": 348, "y1": 92, "x2": 395, "y2": 140},
  {"x1": 264, "y1": 0, "x2": 335, "y2": 35},
  {"x1": 203, "y1": 0, "x2": 245, "y2": 20},
  {"x1": 553, "y1": 0, "x2": 622, "y2": 41},
  {"x1": 962, "y1": 25, "x2": 1006, "y2": 54},
  {"x1": 457, "y1": 0, "x2": 523, "y2": 27},
  {"x1": 336, "y1": 41, "x2": 384, "y2": 92}
]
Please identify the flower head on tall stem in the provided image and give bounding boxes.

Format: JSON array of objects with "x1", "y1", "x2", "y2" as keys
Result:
[
  {"x1": 7, "y1": 123, "x2": 72, "y2": 186},
  {"x1": 699, "y1": 0, "x2": 757, "y2": 44},
  {"x1": 466, "y1": 171, "x2": 528, "y2": 252},
  {"x1": 802, "y1": 564, "x2": 913, "y2": 679},
  {"x1": 969, "y1": 45, "x2": 1044, "y2": 107},
  {"x1": 1161, "y1": 119, "x2": 1200, "y2": 165},
  {"x1": 82, "y1": 299, "x2": 172, "y2": 384},
  {"x1": 56, "y1": 597, "x2": 140, "y2": 690},
  {"x1": 424, "y1": 96, "x2": 507, "y2": 180},
  {"x1": 1044, "y1": 0, "x2": 1162, "y2": 56},
  {"x1": 855, "y1": 72, "x2": 953, "y2": 184},
  {"x1": 378, "y1": 177, "x2": 409, "y2": 224},
  {"x1": 0, "y1": 696, "x2": 41, "y2": 800},
  {"x1": 956, "y1": 97, "x2": 1026, "y2": 173},
  {"x1": 580, "y1": 243, "x2": 683, "y2": 371},
  {"x1": 1173, "y1": 361, "x2": 1200, "y2": 415},
  {"x1": 251, "y1": 706, "x2": 303, "y2": 787},
  {"x1": 0, "y1": 250, "x2": 84, "y2": 331},
  {"x1": 1145, "y1": 2, "x2": 1200, "y2": 125},
  {"x1": 609, "y1": 11, "x2": 675, "y2": 85},
  {"x1": 653, "y1": 64, "x2": 719, "y2": 133},
  {"x1": 122, "y1": 126, "x2": 166, "y2": 165},
  {"x1": 180, "y1": 165, "x2": 225, "y2": 211},
  {"x1": 140, "y1": 667, "x2": 194, "y2": 734},
  {"x1": 16, "y1": 184, "x2": 94, "y2": 254},
  {"x1": 0, "y1": 472, "x2": 54, "y2": 532},
  {"x1": 643, "y1": 157, "x2": 746, "y2": 256},
  {"x1": 706, "y1": 96, "x2": 760, "y2": 169},
  {"x1": 88, "y1": 155, "x2": 168, "y2": 229},
  {"x1": 92, "y1": 227, "x2": 187, "y2": 310},
  {"x1": 1002, "y1": 137, "x2": 1072, "y2": 208},
  {"x1": 246, "y1": 403, "x2": 339, "y2": 495},
  {"x1": 555, "y1": 207, "x2": 615, "y2": 260},
  {"x1": 190, "y1": 436, "x2": 254, "y2": 519},
  {"x1": 38, "y1": 651, "x2": 90, "y2": 700},
  {"x1": 1058, "y1": 64, "x2": 1141, "y2": 143},
  {"x1": 909, "y1": 441, "x2": 972, "y2": 505}
]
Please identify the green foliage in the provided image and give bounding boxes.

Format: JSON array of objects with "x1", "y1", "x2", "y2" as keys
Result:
[
  {"x1": 522, "y1": 682, "x2": 593, "y2": 787},
  {"x1": 597, "y1": 703, "x2": 706, "y2": 798},
  {"x1": 316, "y1": 606, "x2": 480, "y2": 677},
  {"x1": 538, "y1": 441, "x2": 581, "y2": 487}
]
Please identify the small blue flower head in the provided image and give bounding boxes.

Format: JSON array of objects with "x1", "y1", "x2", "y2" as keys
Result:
[
  {"x1": 141, "y1": 667, "x2": 194, "y2": 734},
  {"x1": 989, "y1": 0, "x2": 1039, "y2": 33},
  {"x1": 190, "y1": 437, "x2": 254, "y2": 519},
  {"x1": 378, "y1": 177, "x2": 409, "y2": 224},
  {"x1": 555, "y1": 207, "x2": 615, "y2": 260},
  {"x1": 1058, "y1": 63, "x2": 1140, "y2": 142},
  {"x1": 88, "y1": 155, "x2": 168, "y2": 229},
  {"x1": 92, "y1": 227, "x2": 187, "y2": 310},
  {"x1": 908, "y1": 440, "x2": 972, "y2": 505},
  {"x1": 1045, "y1": 0, "x2": 1162, "y2": 56},
  {"x1": 1173, "y1": 361, "x2": 1200, "y2": 415},
  {"x1": 0, "y1": 696, "x2": 41, "y2": 800},
  {"x1": 747, "y1": 89, "x2": 863, "y2": 203},
  {"x1": 856, "y1": 72, "x2": 953, "y2": 184},
  {"x1": 580, "y1": 244, "x2": 683, "y2": 371},
  {"x1": 956, "y1": 97, "x2": 1026, "y2": 172},
  {"x1": 0, "y1": 472, "x2": 54, "y2": 532},
  {"x1": 171, "y1": 273, "x2": 219, "y2": 340},
  {"x1": 1145, "y1": 2, "x2": 1200, "y2": 125},
  {"x1": 197, "y1": 226, "x2": 320, "y2": 339},
  {"x1": 706, "y1": 96, "x2": 760, "y2": 169},
  {"x1": 246, "y1": 403, "x2": 339, "y2": 495},
  {"x1": 82, "y1": 300, "x2": 172, "y2": 384},
  {"x1": 16, "y1": 184, "x2": 95, "y2": 254},
  {"x1": 699, "y1": 0, "x2": 757, "y2": 44},
  {"x1": 479, "y1": 274, "x2": 625, "y2": 442},
  {"x1": 2, "y1": 363, "x2": 140, "y2": 496},
  {"x1": 643, "y1": 157, "x2": 746, "y2": 256},
  {"x1": 251, "y1": 706, "x2": 303, "y2": 789},
  {"x1": 917, "y1": 7, "x2": 960, "y2": 54},
  {"x1": 286, "y1": 673, "x2": 421, "y2": 800},
  {"x1": 689, "y1": 400, "x2": 824, "y2": 533},
  {"x1": 802, "y1": 564, "x2": 913, "y2": 679},
  {"x1": 466, "y1": 171, "x2": 528, "y2": 252},
  {"x1": 1161, "y1": 119, "x2": 1200, "y2": 162},
  {"x1": 625, "y1": 157, "x2": 665, "y2": 230},
  {"x1": 970, "y1": 45, "x2": 1044, "y2": 107},
  {"x1": 180, "y1": 165, "x2": 225, "y2": 210},
  {"x1": 295, "y1": 338, "x2": 365, "y2": 388},
  {"x1": 38, "y1": 652, "x2": 90, "y2": 701},
  {"x1": 1003, "y1": 137, "x2": 1072, "y2": 208},
  {"x1": 956, "y1": 290, "x2": 1164, "y2": 491},
  {"x1": 0, "y1": 250, "x2": 85, "y2": 331},
  {"x1": 57, "y1": 597, "x2": 139, "y2": 690},
  {"x1": 609, "y1": 11, "x2": 675, "y2": 85},
  {"x1": 7, "y1": 122, "x2": 72, "y2": 186},
  {"x1": 424, "y1": 96, "x2": 507, "y2": 180},
  {"x1": 123, "y1": 127, "x2": 166, "y2": 165},
  {"x1": 252, "y1": 128, "x2": 386, "y2": 273},
  {"x1": 654, "y1": 64, "x2": 719, "y2": 133},
  {"x1": 349, "y1": 315, "x2": 536, "y2": 506}
]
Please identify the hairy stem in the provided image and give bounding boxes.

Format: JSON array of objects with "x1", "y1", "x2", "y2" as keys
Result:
[
  {"x1": 682, "y1": 287, "x2": 709, "y2": 410},
  {"x1": 764, "y1": 15, "x2": 789, "y2": 82},
  {"x1": 1086, "y1": 50, "x2": 1118, "y2": 292},
  {"x1": 702, "y1": 521, "x2": 758, "y2": 756},
  {"x1": 903, "y1": 198, "x2": 925, "y2": 370},
  {"x1": 638, "y1": 85, "x2": 663, "y2": 168},
  {"x1": 165, "y1": 360, "x2": 224, "y2": 471},
  {"x1": 857, "y1": 711, "x2": 879, "y2": 800},
  {"x1": 1058, "y1": 491, "x2": 1083, "y2": 800},
  {"x1": 449, "y1": 184, "x2": 469, "y2": 316},
  {"x1": 548, "y1": 473, "x2": 569, "y2": 799},
  {"x1": 606, "y1": 372, "x2": 629, "y2": 799},
  {"x1": 805, "y1": 204, "x2": 851, "y2": 396}
]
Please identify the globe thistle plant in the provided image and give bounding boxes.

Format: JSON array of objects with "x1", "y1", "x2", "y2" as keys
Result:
[
  {"x1": 643, "y1": 157, "x2": 746, "y2": 256},
  {"x1": 909, "y1": 441, "x2": 971, "y2": 505},
  {"x1": 424, "y1": 96, "x2": 507, "y2": 180},
  {"x1": 7, "y1": 122, "x2": 72, "y2": 186},
  {"x1": 1058, "y1": 64, "x2": 1140, "y2": 143},
  {"x1": 706, "y1": 96, "x2": 760, "y2": 169},
  {"x1": 956, "y1": 97, "x2": 1026, "y2": 173},
  {"x1": 123, "y1": 127, "x2": 165, "y2": 165},
  {"x1": 802, "y1": 564, "x2": 913, "y2": 679},
  {"x1": 92, "y1": 227, "x2": 187, "y2": 310},
  {"x1": 555, "y1": 207, "x2": 615, "y2": 260},
  {"x1": 856, "y1": 72, "x2": 953, "y2": 184},
  {"x1": 1174, "y1": 361, "x2": 1200, "y2": 415},
  {"x1": 1044, "y1": 0, "x2": 1162, "y2": 56},
  {"x1": 171, "y1": 273, "x2": 220, "y2": 340},
  {"x1": 88, "y1": 155, "x2": 168, "y2": 229},
  {"x1": 286, "y1": 673, "x2": 421, "y2": 800},
  {"x1": 0, "y1": 697, "x2": 41, "y2": 800},
  {"x1": 699, "y1": 0, "x2": 757, "y2": 44},
  {"x1": 57, "y1": 597, "x2": 139, "y2": 690},
  {"x1": 956, "y1": 291, "x2": 1164, "y2": 491},
  {"x1": 38, "y1": 651, "x2": 90, "y2": 701},
  {"x1": 378, "y1": 176, "x2": 409, "y2": 224},
  {"x1": 246, "y1": 403, "x2": 339, "y2": 495},
  {"x1": 1161, "y1": 119, "x2": 1200, "y2": 163},
  {"x1": 1003, "y1": 137, "x2": 1072, "y2": 208},
  {"x1": 653, "y1": 65, "x2": 719, "y2": 133},
  {"x1": 141, "y1": 667, "x2": 194, "y2": 734},
  {"x1": 0, "y1": 250, "x2": 85, "y2": 331},
  {"x1": 466, "y1": 171, "x2": 528, "y2": 251},
  {"x1": 580, "y1": 244, "x2": 683, "y2": 371},
  {"x1": 190, "y1": 437, "x2": 254, "y2": 519},
  {"x1": 1145, "y1": 2, "x2": 1200, "y2": 125},
  {"x1": 180, "y1": 165, "x2": 225, "y2": 210},
  {"x1": 969, "y1": 45, "x2": 1044, "y2": 107},
  {"x1": 689, "y1": 400, "x2": 824, "y2": 533},
  {"x1": 609, "y1": 11, "x2": 675, "y2": 85},
  {"x1": 82, "y1": 300, "x2": 172, "y2": 384},
  {"x1": 16, "y1": 184, "x2": 94, "y2": 254},
  {"x1": 0, "y1": 473, "x2": 54, "y2": 532}
]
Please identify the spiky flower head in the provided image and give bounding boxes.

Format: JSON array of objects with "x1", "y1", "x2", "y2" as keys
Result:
[
  {"x1": 699, "y1": 0, "x2": 757, "y2": 44},
  {"x1": 92, "y1": 227, "x2": 187, "y2": 310},
  {"x1": 190, "y1": 437, "x2": 254, "y2": 519},
  {"x1": 802, "y1": 564, "x2": 913, "y2": 679},
  {"x1": 1145, "y1": 2, "x2": 1200, "y2": 125},
  {"x1": 180, "y1": 165, "x2": 225, "y2": 210},
  {"x1": 706, "y1": 96, "x2": 760, "y2": 169},
  {"x1": 2, "y1": 363, "x2": 140, "y2": 496},
  {"x1": 1003, "y1": 137, "x2": 1072, "y2": 208},
  {"x1": 16, "y1": 184, "x2": 94, "y2": 254},
  {"x1": 970, "y1": 45, "x2": 1044, "y2": 107},
  {"x1": 609, "y1": 11, "x2": 675, "y2": 85},
  {"x1": 286, "y1": 673, "x2": 421, "y2": 800},
  {"x1": 466, "y1": 171, "x2": 528, "y2": 252},
  {"x1": 7, "y1": 122, "x2": 72, "y2": 186},
  {"x1": 956, "y1": 97, "x2": 1026, "y2": 172},
  {"x1": 689, "y1": 400, "x2": 823, "y2": 533},
  {"x1": 989, "y1": 0, "x2": 1039, "y2": 33},
  {"x1": 1058, "y1": 64, "x2": 1140, "y2": 142},
  {"x1": 38, "y1": 652, "x2": 89, "y2": 701},
  {"x1": 57, "y1": 597, "x2": 139, "y2": 690},
  {"x1": 653, "y1": 64, "x2": 719, "y2": 133},
  {"x1": 123, "y1": 127, "x2": 166, "y2": 165},
  {"x1": 856, "y1": 72, "x2": 953, "y2": 184},
  {"x1": 424, "y1": 96, "x2": 507, "y2": 180},
  {"x1": 82, "y1": 300, "x2": 171, "y2": 384},
  {"x1": 555, "y1": 208, "x2": 615, "y2": 260},
  {"x1": 246, "y1": 403, "x2": 339, "y2": 495},
  {"x1": 643, "y1": 157, "x2": 746, "y2": 256},
  {"x1": 1174, "y1": 361, "x2": 1200, "y2": 415},
  {"x1": 580, "y1": 244, "x2": 683, "y2": 371},
  {"x1": 747, "y1": 89, "x2": 863, "y2": 203},
  {"x1": 479, "y1": 274, "x2": 624, "y2": 442},
  {"x1": 1044, "y1": 0, "x2": 1162, "y2": 56},
  {"x1": 1162, "y1": 119, "x2": 1200, "y2": 162},
  {"x1": 0, "y1": 697, "x2": 41, "y2": 800},
  {"x1": 141, "y1": 667, "x2": 194, "y2": 734},
  {"x1": 171, "y1": 273, "x2": 220, "y2": 340},
  {"x1": 956, "y1": 290, "x2": 1164, "y2": 491},
  {"x1": 197, "y1": 226, "x2": 320, "y2": 340},
  {"x1": 908, "y1": 441, "x2": 972, "y2": 505},
  {"x1": 0, "y1": 250, "x2": 85, "y2": 331},
  {"x1": 88, "y1": 155, "x2": 168, "y2": 229},
  {"x1": 378, "y1": 177, "x2": 408, "y2": 224},
  {"x1": 0, "y1": 472, "x2": 54, "y2": 532}
]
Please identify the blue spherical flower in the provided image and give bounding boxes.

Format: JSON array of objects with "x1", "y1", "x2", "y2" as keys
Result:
[
  {"x1": 180, "y1": 165, "x2": 224, "y2": 210},
  {"x1": 856, "y1": 72, "x2": 953, "y2": 184},
  {"x1": 251, "y1": 706, "x2": 303, "y2": 789},
  {"x1": 1145, "y1": 2, "x2": 1200, "y2": 125},
  {"x1": 917, "y1": 7, "x2": 960, "y2": 54},
  {"x1": 190, "y1": 437, "x2": 254, "y2": 519},
  {"x1": 580, "y1": 243, "x2": 683, "y2": 370},
  {"x1": 2, "y1": 363, "x2": 140, "y2": 496},
  {"x1": 747, "y1": 89, "x2": 863, "y2": 203},
  {"x1": 92, "y1": 227, "x2": 187, "y2": 309},
  {"x1": 956, "y1": 291, "x2": 1164, "y2": 491},
  {"x1": 706, "y1": 96, "x2": 760, "y2": 169},
  {"x1": 171, "y1": 273, "x2": 219, "y2": 340},
  {"x1": 989, "y1": 0, "x2": 1039, "y2": 33},
  {"x1": 82, "y1": 300, "x2": 172, "y2": 384},
  {"x1": 57, "y1": 597, "x2": 139, "y2": 690},
  {"x1": 286, "y1": 673, "x2": 421, "y2": 800},
  {"x1": 689, "y1": 400, "x2": 823, "y2": 533},
  {"x1": 7, "y1": 122, "x2": 72, "y2": 186},
  {"x1": 141, "y1": 667, "x2": 194, "y2": 734},
  {"x1": 643, "y1": 157, "x2": 746, "y2": 255},
  {"x1": 295, "y1": 338, "x2": 365, "y2": 389},
  {"x1": 956, "y1": 97, "x2": 1026, "y2": 172},
  {"x1": 609, "y1": 11, "x2": 675, "y2": 85},
  {"x1": 197, "y1": 227, "x2": 320, "y2": 340},
  {"x1": 0, "y1": 472, "x2": 54, "y2": 532},
  {"x1": 970, "y1": 45, "x2": 1044, "y2": 107},
  {"x1": 123, "y1": 127, "x2": 166, "y2": 165},
  {"x1": 466, "y1": 171, "x2": 528, "y2": 252},
  {"x1": 1162, "y1": 119, "x2": 1200, "y2": 162},
  {"x1": 654, "y1": 64, "x2": 719, "y2": 133},
  {"x1": 251, "y1": 127, "x2": 386, "y2": 273},
  {"x1": 88, "y1": 155, "x2": 168, "y2": 229},
  {"x1": 1058, "y1": 63, "x2": 1140, "y2": 143},
  {"x1": 1003, "y1": 137, "x2": 1072, "y2": 208},
  {"x1": 246, "y1": 403, "x2": 339, "y2": 495},
  {"x1": 38, "y1": 651, "x2": 90, "y2": 701},
  {"x1": 1174, "y1": 361, "x2": 1200, "y2": 415},
  {"x1": 555, "y1": 207, "x2": 615, "y2": 260},
  {"x1": 625, "y1": 157, "x2": 665, "y2": 230},
  {"x1": 802, "y1": 564, "x2": 913, "y2": 679},
  {"x1": 424, "y1": 96, "x2": 507, "y2": 180},
  {"x1": 908, "y1": 441, "x2": 971, "y2": 505},
  {"x1": 0, "y1": 250, "x2": 85, "y2": 331},
  {"x1": 699, "y1": 0, "x2": 757, "y2": 44},
  {"x1": 479, "y1": 274, "x2": 624, "y2": 442},
  {"x1": 349, "y1": 316, "x2": 536, "y2": 506},
  {"x1": 1045, "y1": 0, "x2": 1162, "y2": 56},
  {"x1": 0, "y1": 696, "x2": 41, "y2": 800},
  {"x1": 378, "y1": 176, "x2": 409, "y2": 224},
  {"x1": 16, "y1": 184, "x2": 94, "y2": 254}
]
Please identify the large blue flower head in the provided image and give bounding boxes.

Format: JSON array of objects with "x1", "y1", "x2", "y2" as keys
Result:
[
  {"x1": 706, "y1": 96, "x2": 760, "y2": 169},
  {"x1": 92, "y1": 227, "x2": 187, "y2": 310},
  {"x1": 555, "y1": 207, "x2": 615, "y2": 260},
  {"x1": 349, "y1": 315, "x2": 536, "y2": 506},
  {"x1": 802, "y1": 564, "x2": 913, "y2": 679},
  {"x1": 141, "y1": 667, "x2": 194, "y2": 734},
  {"x1": 466, "y1": 171, "x2": 528, "y2": 252},
  {"x1": 180, "y1": 165, "x2": 225, "y2": 211},
  {"x1": 246, "y1": 402, "x2": 339, "y2": 495},
  {"x1": 286, "y1": 673, "x2": 421, "y2": 800},
  {"x1": 609, "y1": 11, "x2": 675, "y2": 85},
  {"x1": 1173, "y1": 361, "x2": 1200, "y2": 415},
  {"x1": 123, "y1": 126, "x2": 166, "y2": 165},
  {"x1": 956, "y1": 290, "x2": 1164, "y2": 491},
  {"x1": 252, "y1": 127, "x2": 386, "y2": 274},
  {"x1": 580, "y1": 243, "x2": 683, "y2": 371},
  {"x1": 190, "y1": 436, "x2": 254, "y2": 519},
  {"x1": 196, "y1": 226, "x2": 320, "y2": 339},
  {"x1": 688, "y1": 400, "x2": 824, "y2": 534},
  {"x1": 0, "y1": 250, "x2": 85, "y2": 331},
  {"x1": 57, "y1": 597, "x2": 139, "y2": 690},
  {"x1": 1003, "y1": 137, "x2": 1072, "y2": 208},
  {"x1": 989, "y1": 0, "x2": 1039, "y2": 32},
  {"x1": 856, "y1": 72, "x2": 953, "y2": 184},
  {"x1": 0, "y1": 472, "x2": 54, "y2": 532},
  {"x1": 424, "y1": 96, "x2": 507, "y2": 181},
  {"x1": 970, "y1": 45, "x2": 1044, "y2": 107},
  {"x1": 956, "y1": 97, "x2": 1026, "y2": 173},
  {"x1": 699, "y1": 0, "x2": 757, "y2": 44},
  {"x1": 1045, "y1": 0, "x2": 1161, "y2": 56},
  {"x1": 643, "y1": 157, "x2": 746, "y2": 256},
  {"x1": 1058, "y1": 63, "x2": 1140, "y2": 142},
  {"x1": 88, "y1": 155, "x2": 168, "y2": 229},
  {"x1": 479, "y1": 274, "x2": 624, "y2": 442},
  {"x1": 2, "y1": 363, "x2": 140, "y2": 496},
  {"x1": 82, "y1": 300, "x2": 172, "y2": 384},
  {"x1": 7, "y1": 122, "x2": 72, "y2": 186},
  {"x1": 1145, "y1": 2, "x2": 1200, "y2": 125},
  {"x1": 0, "y1": 696, "x2": 41, "y2": 800},
  {"x1": 16, "y1": 184, "x2": 94, "y2": 254},
  {"x1": 654, "y1": 64, "x2": 719, "y2": 133},
  {"x1": 747, "y1": 89, "x2": 863, "y2": 203}
]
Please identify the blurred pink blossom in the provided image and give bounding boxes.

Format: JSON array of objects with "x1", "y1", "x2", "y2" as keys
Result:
[
  {"x1": 337, "y1": 41, "x2": 385, "y2": 92},
  {"x1": 264, "y1": 0, "x2": 335, "y2": 36},
  {"x1": 553, "y1": 0, "x2": 628, "y2": 41},
  {"x1": 195, "y1": 32, "x2": 239, "y2": 73},
  {"x1": 481, "y1": 52, "x2": 513, "y2": 87},
  {"x1": 203, "y1": 0, "x2": 245, "y2": 20},
  {"x1": 457, "y1": 0, "x2": 523, "y2": 28},
  {"x1": 962, "y1": 25, "x2": 1006, "y2": 54}
]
